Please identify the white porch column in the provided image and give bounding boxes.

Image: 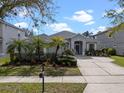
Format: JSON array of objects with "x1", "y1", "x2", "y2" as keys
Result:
[
  {"x1": 86, "y1": 43, "x2": 89, "y2": 51},
  {"x1": 71, "y1": 40, "x2": 75, "y2": 50},
  {"x1": 43, "y1": 48, "x2": 47, "y2": 54},
  {"x1": 82, "y1": 41, "x2": 86, "y2": 56}
]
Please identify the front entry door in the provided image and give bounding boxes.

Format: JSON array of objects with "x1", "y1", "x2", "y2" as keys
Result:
[{"x1": 74, "y1": 41, "x2": 82, "y2": 55}]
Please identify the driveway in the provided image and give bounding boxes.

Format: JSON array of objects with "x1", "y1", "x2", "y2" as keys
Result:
[{"x1": 77, "y1": 57, "x2": 124, "y2": 93}]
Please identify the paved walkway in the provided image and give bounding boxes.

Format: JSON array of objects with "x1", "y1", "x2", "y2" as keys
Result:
[
  {"x1": 77, "y1": 57, "x2": 124, "y2": 93},
  {"x1": 0, "y1": 76, "x2": 85, "y2": 83}
]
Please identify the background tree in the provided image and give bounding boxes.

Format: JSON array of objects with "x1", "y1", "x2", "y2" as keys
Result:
[
  {"x1": 106, "y1": 0, "x2": 124, "y2": 24},
  {"x1": 0, "y1": 0, "x2": 56, "y2": 29},
  {"x1": 82, "y1": 31, "x2": 93, "y2": 37},
  {"x1": 105, "y1": 0, "x2": 124, "y2": 36}
]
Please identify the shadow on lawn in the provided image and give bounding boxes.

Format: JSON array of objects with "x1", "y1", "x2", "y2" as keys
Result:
[{"x1": 0, "y1": 65, "x2": 68, "y2": 76}]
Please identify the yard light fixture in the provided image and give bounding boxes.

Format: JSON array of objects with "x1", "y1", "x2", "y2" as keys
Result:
[
  {"x1": 39, "y1": 63, "x2": 45, "y2": 93},
  {"x1": 35, "y1": 22, "x2": 46, "y2": 93}
]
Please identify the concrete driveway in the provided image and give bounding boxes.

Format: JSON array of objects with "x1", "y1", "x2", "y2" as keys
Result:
[{"x1": 77, "y1": 57, "x2": 124, "y2": 93}]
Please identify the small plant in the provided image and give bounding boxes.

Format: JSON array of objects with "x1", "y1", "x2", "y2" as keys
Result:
[
  {"x1": 62, "y1": 49, "x2": 74, "y2": 56},
  {"x1": 58, "y1": 55, "x2": 77, "y2": 67},
  {"x1": 107, "y1": 48, "x2": 116, "y2": 56}
]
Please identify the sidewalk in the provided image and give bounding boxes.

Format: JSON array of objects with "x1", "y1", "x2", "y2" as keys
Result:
[{"x1": 0, "y1": 76, "x2": 86, "y2": 83}]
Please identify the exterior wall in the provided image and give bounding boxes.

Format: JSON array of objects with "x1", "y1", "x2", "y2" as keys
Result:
[
  {"x1": 46, "y1": 46, "x2": 64, "y2": 55},
  {"x1": 96, "y1": 30, "x2": 124, "y2": 55},
  {"x1": 0, "y1": 41, "x2": 2, "y2": 53},
  {"x1": 96, "y1": 33, "x2": 114, "y2": 49},
  {"x1": 0, "y1": 23, "x2": 3, "y2": 54},
  {"x1": 1, "y1": 23, "x2": 26, "y2": 55},
  {"x1": 114, "y1": 30, "x2": 124, "y2": 55},
  {"x1": 0, "y1": 23, "x2": 2, "y2": 38},
  {"x1": 86, "y1": 42, "x2": 97, "y2": 51}
]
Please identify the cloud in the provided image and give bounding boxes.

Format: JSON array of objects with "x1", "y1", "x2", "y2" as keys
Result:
[
  {"x1": 65, "y1": 10, "x2": 94, "y2": 25},
  {"x1": 90, "y1": 26, "x2": 107, "y2": 34},
  {"x1": 72, "y1": 10, "x2": 93, "y2": 23},
  {"x1": 33, "y1": 28, "x2": 38, "y2": 32},
  {"x1": 48, "y1": 23, "x2": 73, "y2": 32},
  {"x1": 85, "y1": 21, "x2": 95, "y2": 25},
  {"x1": 14, "y1": 22, "x2": 28, "y2": 28},
  {"x1": 97, "y1": 26, "x2": 107, "y2": 31}
]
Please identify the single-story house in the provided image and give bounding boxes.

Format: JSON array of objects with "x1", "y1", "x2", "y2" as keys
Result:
[{"x1": 40, "y1": 31, "x2": 97, "y2": 55}]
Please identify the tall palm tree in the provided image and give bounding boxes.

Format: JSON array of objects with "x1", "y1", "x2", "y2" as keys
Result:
[
  {"x1": 31, "y1": 37, "x2": 45, "y2": 61},
  {"x1": 50, "y1": 36, "x2": 65, "y2": 63}
]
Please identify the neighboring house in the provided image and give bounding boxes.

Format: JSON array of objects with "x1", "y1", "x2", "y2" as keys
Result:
[
  {"x1": 0, "y1": 19, "x2": 27, "y2": 56},
  {"x1": 95, "y1": 29, "x2": 124, "y2": 55},
  {"x1": 40, "y1": 31, "x2": 97, "y2": 55}
]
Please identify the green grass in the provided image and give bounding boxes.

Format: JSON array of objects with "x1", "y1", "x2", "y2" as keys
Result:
[
  {"x1": 0, "y1": 83, "x2": 86, "y2": 93},
  {"x1": 111, "y1": 56, "x2": 124, "y2": 67},
  {"x1": 0, "y1": 66, "x2": 81, "y2": 76},
  {"x1": 0, "y1": 57, "x2": 10, "y2": 65}
]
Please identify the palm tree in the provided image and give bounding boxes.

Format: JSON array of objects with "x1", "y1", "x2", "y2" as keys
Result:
[
  {"x1": 31, "y1": 37, "x2": 45, "y2": 61},
  {"x1": 50, "y1": 36, "x2": 65, "y2": 63},
  {"x1": 7, "y1": 39, "x2": 27, "y2": 62}
]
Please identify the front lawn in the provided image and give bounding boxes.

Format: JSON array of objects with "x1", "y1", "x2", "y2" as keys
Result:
[
  {"x1": 0, "y1": 83, "x2": 86, "y2": 93},
  {"x1": 0, "y1": 57, "x2": 10, "y2": 65},
  {"x1": 0, "y1": 65, "x2": 81, "y2": 76},
  {"x1": 111, "y1": 56, "x2": 124, "y2": 67}
]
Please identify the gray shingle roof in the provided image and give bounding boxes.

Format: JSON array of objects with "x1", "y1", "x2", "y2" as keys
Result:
[
  {"x1": 49, "y1": 31, "x2": 76, "y2": 39},
  {"x1": 39, "y1": 34, "x2": 51, "y2": 42}
]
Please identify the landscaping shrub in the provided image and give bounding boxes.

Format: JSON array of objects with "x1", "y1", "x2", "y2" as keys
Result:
[
  {"x1": 107, "y1": 48, "x2": 116, "y2": 56},
  {"x1": 62, "y1": 49, "x2": 74, "y2": 56},
  {"x1": 85, "y1": 49, "x2": 95, "y2": 56},
  {"x1": 99, "y1": 48, "x2": 116, "y2": 56},
  {"x1": 58, "y1": 55, "x2": 77, "y2": 67},
  {"x1": 101, "y1": 48, "x2": 108, "y2": 56},
  {"x1": 85, "y1": 50, "x2": 89, "y2": 56},
  {"x1": 7, "y1": 53, "x2": 47, "y2": 66},
  {"x1": 95, "y1": 50, "x2": 102, "y2": 56}
]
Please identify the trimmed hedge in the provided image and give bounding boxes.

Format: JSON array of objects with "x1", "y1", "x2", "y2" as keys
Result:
[
  {"x1": 85, "y1": 48, "x2": 116, "y2": 56},
  {"x1": 62, "y1": 49, "x2": 74, "y2": 56},
  {"x1": 58, "y1": 55, "x2": 77, "y2": 67},
  {"x1": 107, "y1": 48, "x2": 116, "y2": 56}
]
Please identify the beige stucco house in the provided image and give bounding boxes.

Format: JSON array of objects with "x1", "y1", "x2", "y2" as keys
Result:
[{"x1": 40, "y1": 31, "x2": 97, "y2": 55}]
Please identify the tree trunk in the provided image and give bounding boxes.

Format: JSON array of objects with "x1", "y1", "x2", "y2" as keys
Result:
[
  {"x1": 54, "y1": 45, "x2": 59, "y2": 65},
  {"x1": 18, "y1": 45, "x2": 21, "y2": 63}
]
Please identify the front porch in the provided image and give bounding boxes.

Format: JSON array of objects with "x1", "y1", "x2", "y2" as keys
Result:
[{"x1": 72, "y1": 40, "x2": 97, "y2": 56}]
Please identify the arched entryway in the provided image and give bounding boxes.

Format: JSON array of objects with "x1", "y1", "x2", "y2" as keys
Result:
[{"x1": 74, "y1": 41, "x2": 83, "y2": 55}]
